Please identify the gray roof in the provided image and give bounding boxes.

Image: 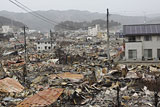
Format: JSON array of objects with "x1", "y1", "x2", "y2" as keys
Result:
[
  {"x1": 37, "y1": 38, "x2": 51, "y2": 43},
  {"x1": 123, "y1": 24, "x2": 160, "y2": 36}
]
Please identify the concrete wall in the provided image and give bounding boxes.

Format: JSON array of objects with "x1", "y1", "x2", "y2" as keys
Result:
[
  {"x1": 2, "y1": 26, "x2": 13, "y2": 33},
  {"x1": 143, "y1": 36, "x2": 160, "y2": 59},
  {"x1": 36, "y1": 42, "x2": 55, "y2": 51},
  {"x1": 88, "y1": 25, "x2": 100, "y2": 36},
  {"x1": 125, "y1": 35, "x2": 160, "y2": 60},
  {"x1": 125, "y1": 42, "x2": 142, "y2": 60}
]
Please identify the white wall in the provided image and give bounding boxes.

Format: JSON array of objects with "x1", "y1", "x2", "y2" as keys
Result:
[
  {"x1": 88, "y1": 25, "x2": 100, "y2": 36},
  {"x1": 2, "y1": 26, "x2": 13, "y2": 33},
  {"x1": 36, "y1": 42, "x2": 55, "y2": 51},
  {"x1": 143, "y1": 36, "x2": 160, "y2": 59},
  {"x1": 125, "y1": 35, "x2": 160, "y2": 60},
  {"x1": 125, "y1": 42, "x2": 142, "y2": 60}
]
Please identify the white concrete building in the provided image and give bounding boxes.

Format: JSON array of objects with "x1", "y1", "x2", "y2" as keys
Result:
[
  {"x1": 28, "y1": 30, "x2": 37, "y2": 34},
  {"x1": 88, "y1": 24, "x2": 100, "y2": 36},
  {"x1": 124, "y1": 24, "x2": 160, "y2": 61},
  {"x1": 2, "y1": 25, "x2": 13, "y2": 33},
  {"x1": 36, "y1": 39, "x2": 56, "y2": 51}
]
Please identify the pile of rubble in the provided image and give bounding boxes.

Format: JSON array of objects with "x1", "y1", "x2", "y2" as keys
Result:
[
  {"x1": 1, "y1": 56, "x2": 160, "y2": 107},
  {"x1": 0, "y1": 36, "x2": 160, "y2": 107}
]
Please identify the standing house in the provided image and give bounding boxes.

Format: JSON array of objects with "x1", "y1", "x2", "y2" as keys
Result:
[
  {"x1": 36, "y1": 39, "x2": 55, "y2": 51},
  {"x1": 124, "y1": 24, "x2": 160, "y2": 61}
]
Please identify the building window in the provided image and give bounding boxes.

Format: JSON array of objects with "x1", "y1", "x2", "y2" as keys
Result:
[
  {"x1": 45, "y1": 42, "x2": 47, "y2": 44},
  {"x1": 38, "y1": 47, "x2": 40, "y2": 49},
  {"x1": 45, "y1": 46, "x2": 47, "y2": 50},
  {"x1": 157, "y1": 36, "x2": 160, "y2": 41},
  {"x1": 38, "y1": 42, "x2": 40, "y2": 44},
  {"x1": 144, "y1": 49, "x2": 152, "y2": 59},
  {"x1": 128, "y1": 50, "x2": 137, "y2": 59},
  {"x1": 128, "y1": 36, "x2": 136, "y2": 42},
  {"x1": 48, "y1": 42, "x2": 51, "y2": 44},
  {"x1": 157, "y1": 49, "x2": 160, "y2": 59},
  {"x1": 144, "y1": 36, "x2": 152, "y2": 41},
  {"x1": 48, "y1": 47, "x2": 51, "y2": 49},
  {"x1": 137, "y1": 36, "x2": 141, "y2": 41}
]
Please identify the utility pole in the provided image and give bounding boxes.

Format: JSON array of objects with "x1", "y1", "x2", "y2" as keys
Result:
[
  {"x1": 50, "y1": 30, "x2": 53, "y2": 49},
  {"x1": 117, "y1": 86, "x2": 120, "y2": 107},
  {"x1": 143, "y1": 12, "x2": 147, "y2": 24},
  {"x1": 106, "y1": 8, "x2": 110, "y2": 60},
  {"x1": 154, "y1": 76, "x2": 159, "y2": 107},
  {"x1": 23, "y1": 26, "x2": 28, "y2": 84}
]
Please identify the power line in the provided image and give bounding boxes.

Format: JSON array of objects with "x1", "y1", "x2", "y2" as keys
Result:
[
  {"x1": 9, "y1": 0, "x2": 83, "y2": 30},
  {"x1": 14, "y1": 0, "x2": 58, "y2": 25},
  {"x1": 9, "y1": 0, "x2": 55, "y2": 25},
  {"x1": 14, "y1": 0, "x2": 79, "y2": 29},
  {"x1": 12, "y1": 33, "x2": 22, "y2": 44}
]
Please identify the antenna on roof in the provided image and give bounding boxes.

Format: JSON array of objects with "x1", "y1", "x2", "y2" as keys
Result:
[{"x1": 143, "y1": 11, "x2": 147, "y2": 24}]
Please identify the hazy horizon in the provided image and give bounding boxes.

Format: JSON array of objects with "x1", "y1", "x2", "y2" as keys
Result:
[{"x1": 1, "y1": 0, "x2": 160, "y2": 16}]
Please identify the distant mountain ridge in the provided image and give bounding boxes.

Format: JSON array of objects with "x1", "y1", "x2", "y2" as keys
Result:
[
  {"x1": 0, "y1": 16, "x2": 24, "y2": 28},
  {"x1": 0, "y1": 10, "x2": 155, "y2": 31}
]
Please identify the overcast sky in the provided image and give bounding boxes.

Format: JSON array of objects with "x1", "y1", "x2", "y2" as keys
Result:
[{"x1": 1, "y1": 0, "x2": 160, "y2": 16}]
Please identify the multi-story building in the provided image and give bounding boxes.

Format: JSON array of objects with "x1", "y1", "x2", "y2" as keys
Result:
[
  {"x1": 2, "y1": 25, "x2": 13, "y2": 33},
  {"x1": 36, "y1": 39, "x2": 55, "y2": 51},
  {"x1": 88, "y1": 24, "x2": 100, "y2": 36},
  {"x1": 124, "y1": 24, "x2": 160, "y2": 61}
]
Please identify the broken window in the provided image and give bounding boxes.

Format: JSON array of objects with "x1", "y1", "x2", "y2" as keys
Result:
[
  {"x1": 157, "y1": 49, "x2": 160, "y2": 59},
  {"x1": 144, "y1": 49, "x2": 152, "y2": 59},
  {"x1": 128, "y1": 36, "x2": 136, "y2": 42},
  {"x1": 144, "y1": 36, "x2": 152, "y2": 41},
  {"x1": 128, "y1": 50, "x2": 137, "y2": 59}
]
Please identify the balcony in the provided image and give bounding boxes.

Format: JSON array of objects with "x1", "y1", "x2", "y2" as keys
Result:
[
  {"x1": 125, "y1": 41, "x2": 142, "y2": 48},
  {"x1": 125, "y1": 41, "x2": 142, "y2": 43}
]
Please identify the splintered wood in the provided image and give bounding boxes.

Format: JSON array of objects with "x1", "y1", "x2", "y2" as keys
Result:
[
  {"x1": 0, "y1": 77, "x2": 24, "y2": 93},
  {"x1": 49, "y1": 72, "x2": 84, "y2": 80},
  {"x1": 17, "y1": 88, "x2": 63, "y2": 107}
]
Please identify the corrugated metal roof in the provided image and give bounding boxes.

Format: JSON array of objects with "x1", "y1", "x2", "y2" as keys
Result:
[
  {"x1": 17, "y1": 88, "x2": 63, "y2": 107},
  {"x1": 123, "y1": 24, "x2": 160, "y2": 36},
  {"x1": 0, "y1": 77, "x2": 24, "y2": 93}
]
